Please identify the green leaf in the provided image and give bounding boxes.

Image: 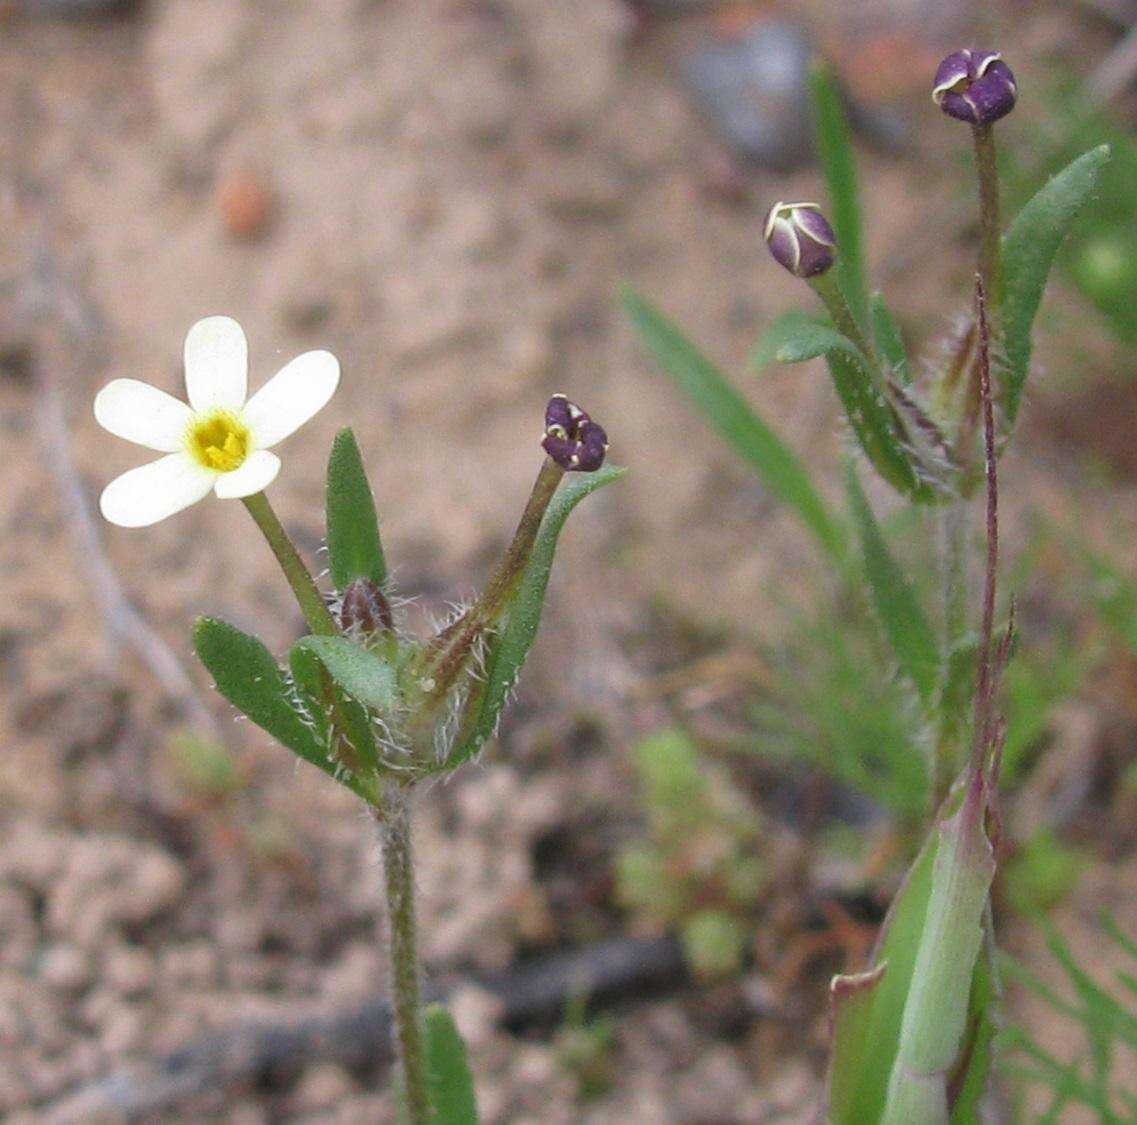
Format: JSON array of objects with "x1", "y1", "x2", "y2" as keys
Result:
[
  {"x1": 440, "y1": 465, "x2": 625, "y2": 770},
  {"x1": 288, "y1": 642, "x2": 383, "y2": 776},
  {"x1": 292, "y1": 635, "x2": 397, "y2": 713},
  {"x1": 827, "y1": 828, "x2": 938, "y2": 1122},
  {"x1": 949, "y1": 928, "x2": 999, "y2": 1123},
  {"x1": 424, "y1": 1003, "x2": 479, "y2": 1124},
  {"x1": 870, "y1": 292, "x2": 910, "y2": 384},
  {"x1": 326, "y1": 427, "x2": 387, "y2": 590},
  {"x1": 828, "y1": 779, "x2": 998, "y2": 1124},
  {"x1": 809, "y1": 59, "x2": 869, "y2": 331},
  {"x1": 845, "y1": 463, "x2": 939, "y2": 705},
  {"x1": 622, "y1": 288, "x2": 847, "y2": 562},
  {"x1": 193, "y1": 617, "x2": 375, "y2": 802},
  {"x1": 882, "y1": 777, "x2": 996, "y2": 1124},
  {"x1": 750, "y1": 309, "x2": 828, "y2": 375},
  {"x1": 1002, "y1": 145, "x2": 1111, "y2": 425},
  {"x1": 762, "y1": 318, "x2": 926, "y2": 499}
]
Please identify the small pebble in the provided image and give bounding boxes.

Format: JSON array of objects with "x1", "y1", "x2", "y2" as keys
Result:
[
  {"x1": 38, "y1": 944, "x2": 91, "y2": 992},
  {"x1": 217, "y1": 170, "x2": 276, "y2": 241},
  {"x1": 681, "y1": 20, "x2": 813, "y2": 171}
]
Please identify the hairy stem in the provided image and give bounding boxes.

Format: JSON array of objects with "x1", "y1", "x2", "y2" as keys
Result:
[
  {"x1": 242, "y1": 491, "x2": 338, "y2": 637},
  {"x1": 933, "y1": 498, "x2": 969, "y2": 805},
  {"x1": 478, "y1": 456, "x2": 565, "y2": 618},
  {"x1": 374, "y1": 786, "x2": 430, "y2": 1124},
  {"x1": 971, "y1": 125, "x2": 1002, "y2": 317},
  {"x1": 810, "y1": 270, "x2": 879, "y2": 372},
  {"x1": 969, "y1": 278, "x2": 1000, "y2": 775}
]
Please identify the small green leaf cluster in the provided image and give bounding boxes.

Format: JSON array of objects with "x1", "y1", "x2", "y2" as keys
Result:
[
  {"x1": 616, "y1": 730, "x2": 766, "y2": 979},
  {"x1": 194, "y1": 428, "x2": 624, "y2": 805},
  {"x1": 556, "y1": 992, "x2": 618, "y2": 1102}
]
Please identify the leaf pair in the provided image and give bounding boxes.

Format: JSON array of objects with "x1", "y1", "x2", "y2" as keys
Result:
[{"x1": 193, "y1": 618, "x2": 382, "y2": 803}]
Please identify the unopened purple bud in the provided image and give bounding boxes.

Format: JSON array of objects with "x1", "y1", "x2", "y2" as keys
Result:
[
  {"x1": 541, "y1": 394, "x2": 609, "y2": 472},
  {"x1": 932, "y1": 49, "x2": 1017, "y2": 126},
  {"x1": 763, "y1": 202, "x2": 836, "y2": 278},
  {"x1": 339, "y1": 577, "x2": 393, "y2": 635}
]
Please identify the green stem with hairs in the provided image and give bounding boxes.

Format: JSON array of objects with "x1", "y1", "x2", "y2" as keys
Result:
[
  {"x1": 933, "y1": 498, "x2": 969, "y2": 806},
  {"x1": 374, "y1": 785, "x2": 431, "y2": 1124},
  {"x1": 810, "y1": 270, "x2": 880, "y2": 374},
  {"x1": 242, "y1": 491, "x2": 339, "y2": 637},
  {"x1": 477, "y1": 457, "x2": 565, "y2": 618}
]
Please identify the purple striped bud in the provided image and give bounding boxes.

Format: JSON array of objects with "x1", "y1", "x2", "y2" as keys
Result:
[
  {"x1": 339, "y1": 577, "x2": 393, "y2": 636},
  {"x1": 932, "y1": 49, "x2": 1017, "y2": 126},
  {"x1": 542, "y1": 394, "x2": 608, "y2": 472},
  {"x1": 763, "y1": 202, "x2": 836, "y2": 279}
]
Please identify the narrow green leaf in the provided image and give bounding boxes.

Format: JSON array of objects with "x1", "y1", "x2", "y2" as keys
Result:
[
  {"x1": 424, "y1": 1003, "x2": 479, "y2": 1124},
  {"x1": 827, "y1": 828, "x2": 938, "y2": 1123},
  {"x1": 1002, "y1": 145, "x2": 1111, "y2": 425},
  {"x1": 193, "y1": 617, "x2": 374, "y2": 801},
  {"x1": 948, "y1": 929, "x2": 999, "y2": 1122},
  {"x1": 870, "y1": 292, "x2": 910, "y2": 384},
  {"x1": 440, "y1": 465, "x2": 625, "y2": 770},
  {"x1": 326, "y1": 427, "x2": 387, "y2": 590},
  {"x1": 809, "y1": 59, "x2": 868, "y2": 331},
  {"x1": 760, "y1": 318, "x2": 926, "y2": 499},
  {"x1": 883, "y1": 776, "x2": 996, "y2": 1124},
  {"x1": 622, "y1": 288, "x2": 847, "y2": 561},
  {"x1": 845, "y1": 463, "x2": 939, "y2": 705},
  {"x1": 750, "y1": 309, "x2": 827, "y2": 375},
  {"x1": 288, "y1": 642, "x2": 383, "y2": 776},
  {"x1": 292, "y1": 635, "x2": 397, "y2": 713}
]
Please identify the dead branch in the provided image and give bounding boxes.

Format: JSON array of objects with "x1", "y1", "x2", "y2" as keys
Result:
[{"x1": 39, "y1": 935, "x2": 686, "y2": 1122}]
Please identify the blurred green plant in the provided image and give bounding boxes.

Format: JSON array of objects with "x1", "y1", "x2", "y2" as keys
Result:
[
  {"x1": 626, "y1": 52, "x2": 1109, "y2": 1122},
  {"x1": 1000, "y1": 916, "x2": 1137, "y2": 1121},
  {"x1": 1006, "y1": 79, "x2": 1137, "y2": 347},
  {"x1": 617, "y1": 729, "x2": 766, "y2": 979},
  {"x1": 1002, "y1": 828, "x2": 1089, "y2": 916},
  {"x1": 556, "y1": 991, "x2": 618, "y2": 1101},
  {"x1": 168, "y1": 730, "x2": 244, "y2": 802}
]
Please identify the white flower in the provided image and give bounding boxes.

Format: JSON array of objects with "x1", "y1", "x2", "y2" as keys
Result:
[{"x1": 94, "y1": 316, "x2": 340, "y2": 527}]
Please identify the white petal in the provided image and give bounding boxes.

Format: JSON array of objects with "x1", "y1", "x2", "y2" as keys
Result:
[
  {"x1": 94, "y1": 379, "x2": 193, "y2": 452},
  {"x1": 99, "y1": 453, "x2": 216, "y2": 527},
  {"x1": 243, "y1": 350, "x2": 340, "y2": 449},
  {"x1": 213, "y1": 450, "x2": 282, "y2": 499},
  {"x1": 184, "y1": 316, "x2": 248, "y2": 412}
]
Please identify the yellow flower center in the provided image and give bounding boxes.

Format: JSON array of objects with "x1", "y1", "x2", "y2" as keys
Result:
[{"x1": 186, "y1": 410, "x2": 250, "y2": 472}]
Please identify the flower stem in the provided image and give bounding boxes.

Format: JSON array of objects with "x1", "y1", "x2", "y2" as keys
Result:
[
  {"x1": 374, "y1": 785, "x2": 431, "y2": 1124},
  {"x1": 810, "y1": 271, "x2": 878, "y2": 371},
  {"x1": 477, "y1": 456, "x2": 564, "y2": 618},
  {"x1": 933, "y1": 497, "x2": 969, "y2": 805},
  {"x1": 242, "y1": 491, "x2": 338, "y2": 637},
  {"x1": 971, "y1": 124, "x2": 1002, "y2": 316}
]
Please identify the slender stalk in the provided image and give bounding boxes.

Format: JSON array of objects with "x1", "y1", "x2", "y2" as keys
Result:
[
  {"x1": 478, "y1": 456, "x2": 564, "y2": 618},
  {"x1": 968, "y1": 277, "x2": 1000, "y2": 775},
  {"x1": 933, "y1": 498, "x2": 969, "y2": 805},
  {"x1": 810, "y1": 271, "x2": 879, "y2": 372},
  {"x1": 374, "y1": 785, "x2": 431, "y2": 1124},
  {"x1": 971, "y1": 124, "x2": 1002, "y2": 316},
  {"x1": 242, "y1": 491, "x2": 338, "y2": 636},
  {"x1": 412, "y1": 457, "x2": 564, "y2": 716}
]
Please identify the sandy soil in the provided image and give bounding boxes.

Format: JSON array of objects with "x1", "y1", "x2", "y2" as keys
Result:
[{"x1": 2, "y1": 1, "x2": 1136, "y2": 1121}]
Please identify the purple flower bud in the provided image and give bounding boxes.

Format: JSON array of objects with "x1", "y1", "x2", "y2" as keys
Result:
[
  {"x1": 541, "y1": 394, "x2": 609, "y2": 472},
  {"x1": 763, "y1": 202, "x2": 836, "y2": 278},
  {"x1": 339, "y1": 577, "x2": 393, "y2": 635},
  {"x1": 932, "y1": 49, "x2": 1017, "y2": 126}
]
